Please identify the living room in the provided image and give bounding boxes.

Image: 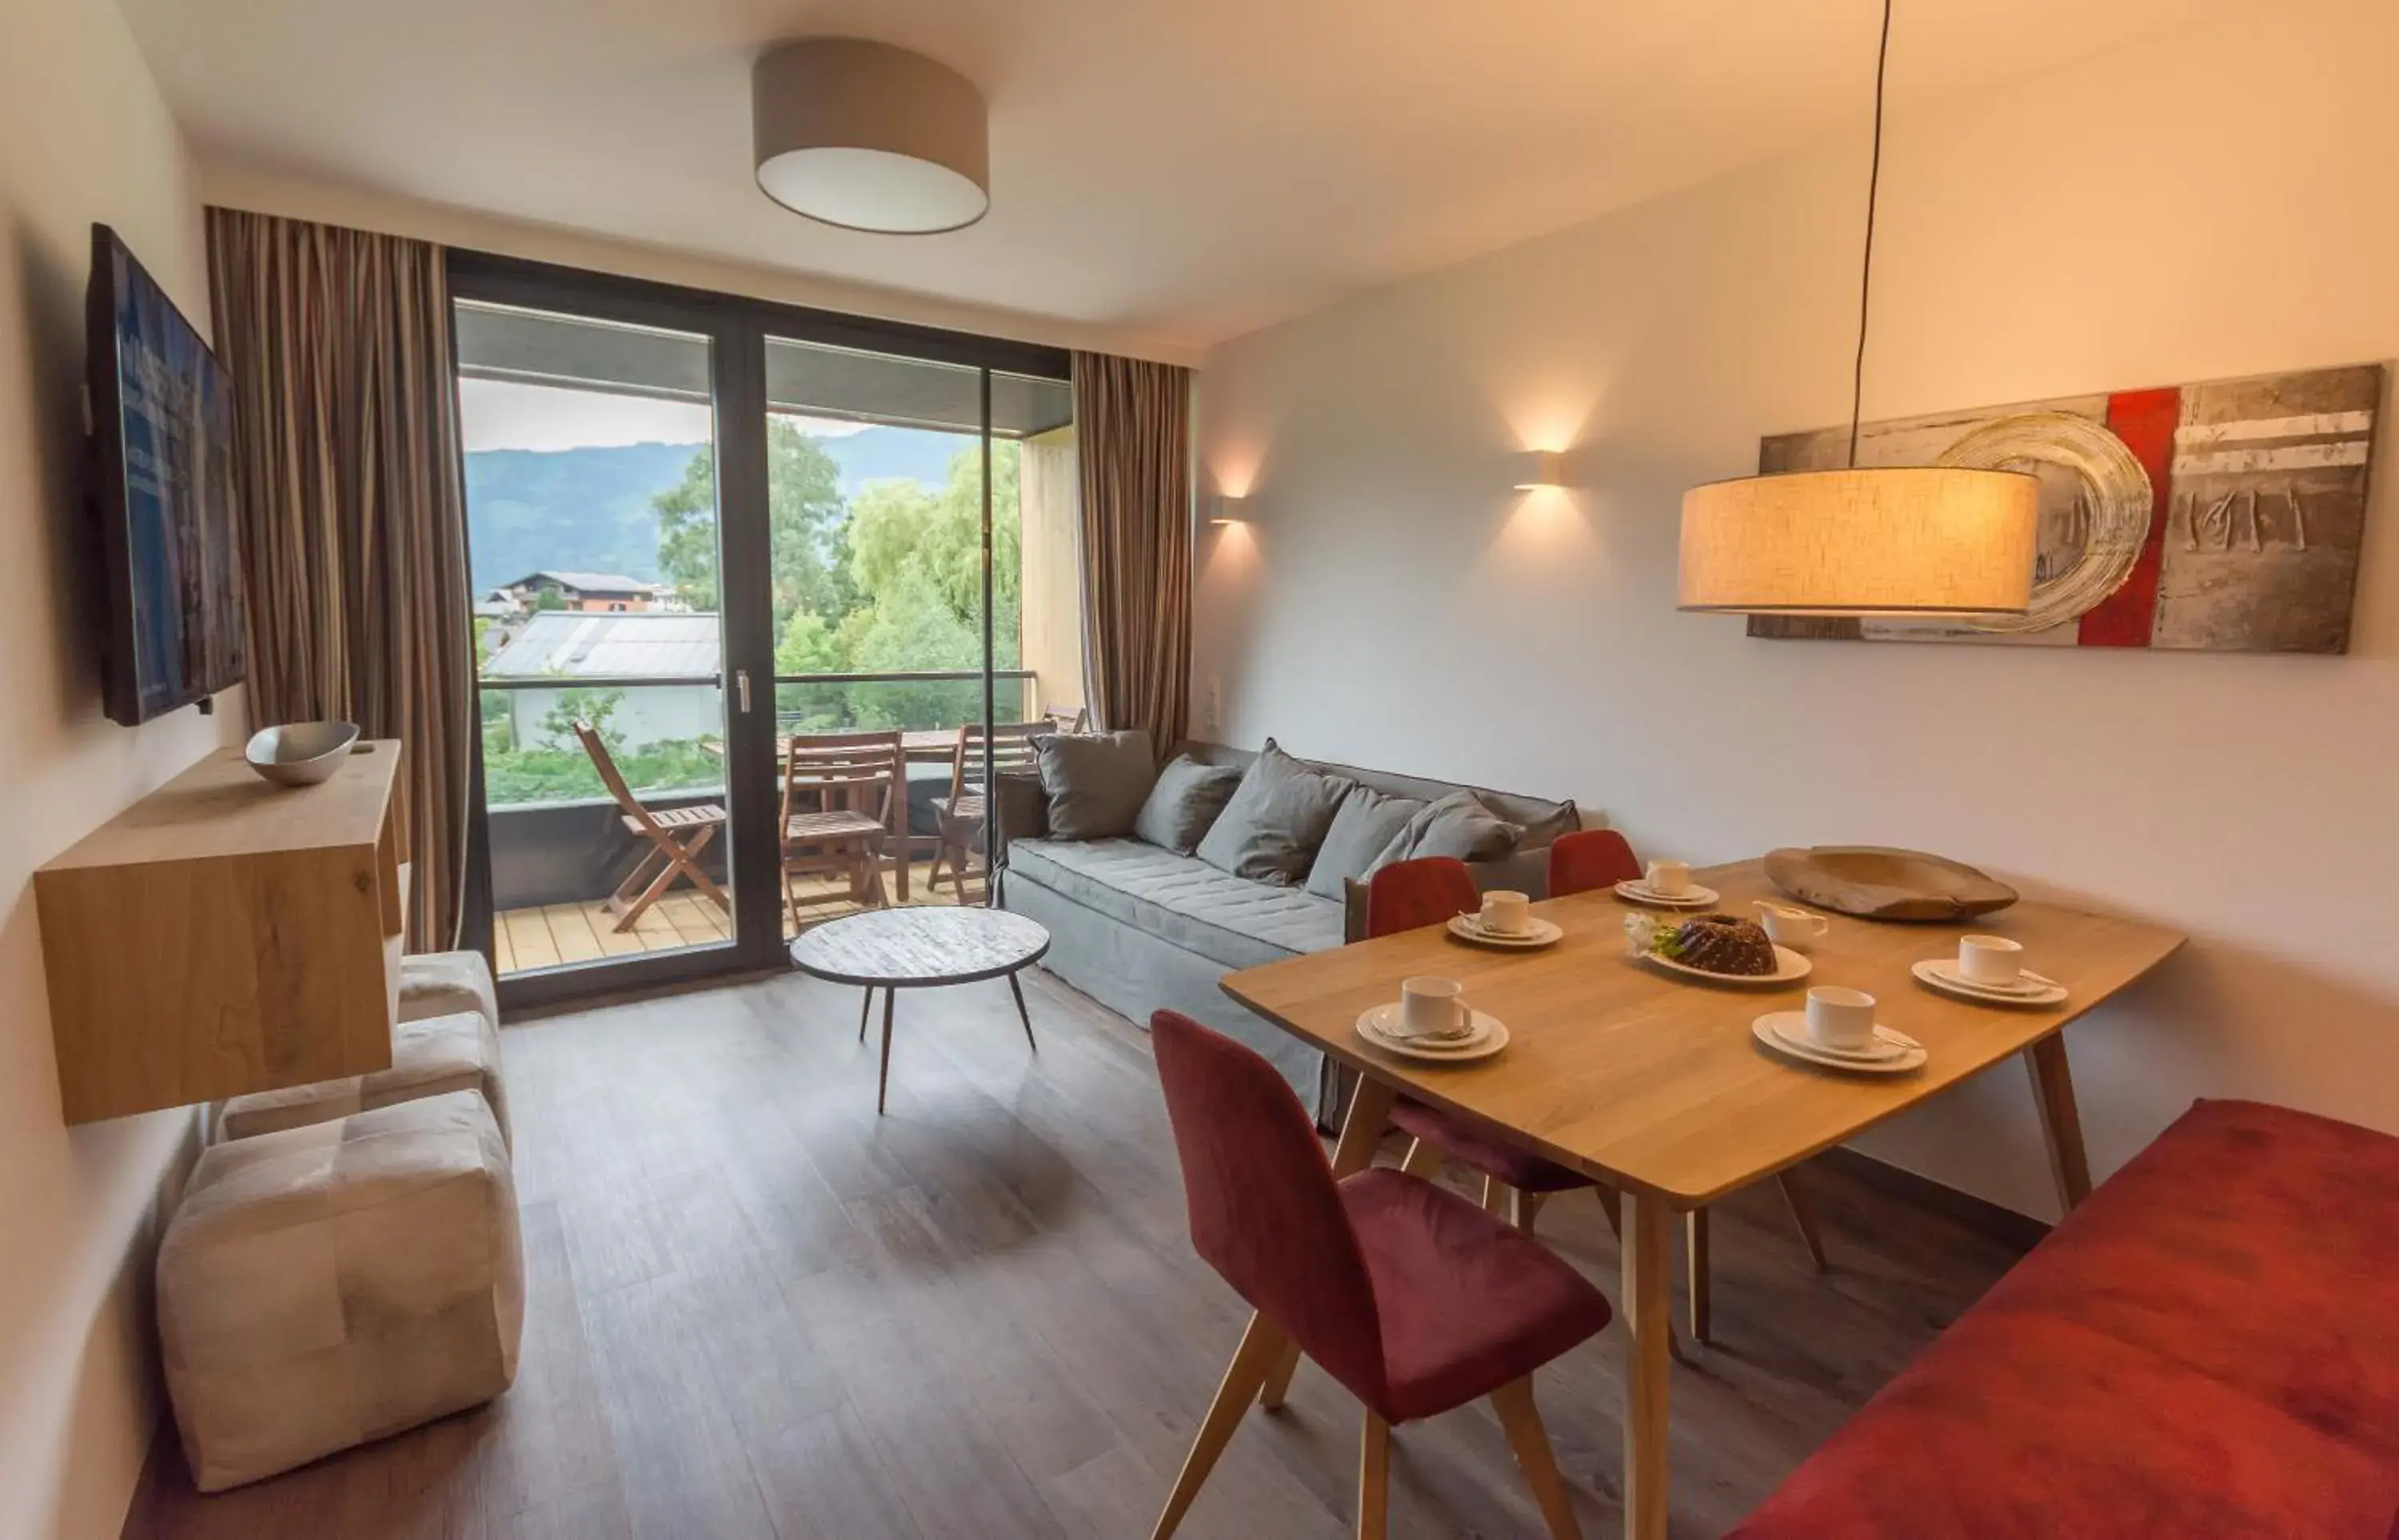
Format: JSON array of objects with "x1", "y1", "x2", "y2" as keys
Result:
[{"x1": 5, "y1": 2, "x2": 2396, "y2": 1538}]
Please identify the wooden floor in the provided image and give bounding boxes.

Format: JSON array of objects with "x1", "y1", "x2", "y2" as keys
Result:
[
  {"x1": 123, "y1": 969, "x2": 2029, "y2": 1540},
  {"x1": 496, "y1": 859, "x2": 978, "y2": 975}
]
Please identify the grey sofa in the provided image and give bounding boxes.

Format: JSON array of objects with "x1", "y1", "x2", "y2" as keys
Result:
[{"x1": 998, "y1": 743, "x2": 1579, "y2": 1121}]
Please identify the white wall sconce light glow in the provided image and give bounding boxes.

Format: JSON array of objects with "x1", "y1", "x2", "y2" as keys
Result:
[
  {"x1": 1512, "y1": 450, "x2": 1568, "y2": 491},
  {"x1": 1209, "y1": 495, "x2": 1247, "y2": 526},
  {"x1": 752, "y1": 39, "x2": 990, "y2": 234},
  {"x1": 1675, "y1": 0, "x2": 2035, "y2": 618}
]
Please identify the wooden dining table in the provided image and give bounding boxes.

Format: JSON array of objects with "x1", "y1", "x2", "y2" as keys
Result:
[{"x1": 1219, "y1": 858, "x2": 2185, "y2": 1540}]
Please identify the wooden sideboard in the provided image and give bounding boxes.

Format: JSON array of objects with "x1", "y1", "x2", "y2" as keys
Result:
[{"x1": 36, "y1": 741, "x2": 405, "y2": 1124}]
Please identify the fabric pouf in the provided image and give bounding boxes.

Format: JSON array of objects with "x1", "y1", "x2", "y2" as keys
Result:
[
  {"x1": 158, "y1": 1090, "x2": 524, "y2": 1491},
  {"x1": 215, "y1": 1011, "x2": 511, "y2": 1151},
  {"x1": 398, "y1": 950, "x2": 498, "y2": 1028}
]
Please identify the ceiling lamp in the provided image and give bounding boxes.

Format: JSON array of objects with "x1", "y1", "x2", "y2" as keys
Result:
[
  {"x1": 752, "y1": 39, "x2": 989, "y2": 235},
  {"x1": 1678, "y1": 0, "x2": 2037, "y2": 616}
]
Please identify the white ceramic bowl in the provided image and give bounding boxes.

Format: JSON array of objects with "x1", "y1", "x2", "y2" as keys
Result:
[{"x1": 244, "y1": 721, "x2": 361, "y2": 787}]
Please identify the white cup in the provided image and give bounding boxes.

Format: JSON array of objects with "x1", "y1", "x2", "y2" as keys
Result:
[
  {"x1": 1479, "y1": 890, "x2": 1532, "y2": 936},
  {"x1": 1645, "y1": 859, "x2": 1692, "y2": 897},
  {"x1": 1805, "y1": 987, "x2": 1878, "y2": 1053},
  {"x1": 1754, "y1": 901, "x2": 1830, "y2": 952},
  {"x1": 1958, "y1": 934, "x2": 2025, "y2": 987},
  {"x1": 1397, "y1": 976, "x2": 1472, "y2": 1039}
]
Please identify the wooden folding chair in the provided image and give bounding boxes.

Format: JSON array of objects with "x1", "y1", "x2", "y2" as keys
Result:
[
  {"x1": 929, "y1": 721, "x2": 1048, "y2": 901},
  {"x1": 781, "y1": 731, "x2": 903, "y2": 928},
  {"x1": 575, "y1": 720, "x2": 730, "y2": 935},
  {"x1": 1040, "y1": 705, "x2": 1090, "y2": 734}
]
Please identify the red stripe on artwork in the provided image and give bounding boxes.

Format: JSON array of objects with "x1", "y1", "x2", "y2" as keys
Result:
[{"x1": 2079, "y1": 386, "x2": 2179, "y2": 648}]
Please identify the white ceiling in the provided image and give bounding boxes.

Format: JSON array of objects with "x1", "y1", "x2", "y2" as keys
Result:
[{"x1": 120, "y1": 0, "x2": 2239, "y2": 356}]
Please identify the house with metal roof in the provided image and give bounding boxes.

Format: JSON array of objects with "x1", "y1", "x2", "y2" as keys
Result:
[{"x1": 484, "y1": 611, "x2": 722, "y2": 756}]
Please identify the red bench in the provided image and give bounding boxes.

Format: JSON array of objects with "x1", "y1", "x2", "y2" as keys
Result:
[{"x1": 1729, "y1": 1099, "x2": 2399, "y2": 1539}]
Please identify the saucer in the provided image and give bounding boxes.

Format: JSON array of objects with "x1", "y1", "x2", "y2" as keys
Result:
[
  {"x1": 1355, "y1": 1004, "x2": 1510, "y2": 1063},
  {"x1": 1448, "y1": 914, "x2": 1563, "y2": 950},
  {"x1": 1912, "y1": 959, "x2": 2068, "y2": 1006},
  {"x1": 1753, "y1": 1013, "x2": 1926, "y2": 1075},
  {"x1": 1643, "y1": 944, "x2": 1811, "y2": 987},
  {"x1": 1615, "y1": 879, "x2": 1720, "y2": 910}
]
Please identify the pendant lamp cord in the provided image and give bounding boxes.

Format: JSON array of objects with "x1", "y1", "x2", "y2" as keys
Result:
[{"x1": 1847, "y1": 0, "x2": 1894, "y2": 469}]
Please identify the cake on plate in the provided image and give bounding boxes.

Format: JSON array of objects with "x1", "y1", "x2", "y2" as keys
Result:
[{"x1": 1669, "y1": 913, "x2": 1778, "y2": 976}]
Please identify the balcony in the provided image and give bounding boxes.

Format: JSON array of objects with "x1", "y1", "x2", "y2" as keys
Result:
[{"x1": 485, "y1": 669, "x2": 1041, "y2": 975}]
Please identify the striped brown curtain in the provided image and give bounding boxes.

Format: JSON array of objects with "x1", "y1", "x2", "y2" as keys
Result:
[
  {"x1": 1072, "y1": 352, "x2": 1193, "y2": 752},
  {"x1": 206, "y1": 208, "x2": 473, "y2": 951}
]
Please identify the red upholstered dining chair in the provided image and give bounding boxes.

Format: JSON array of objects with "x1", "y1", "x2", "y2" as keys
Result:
[
  {"x1": 1374, "y1": 845, "x2": 1833, "y2": 1347},
  {"x1": 1148, "y1": 1009, "x2": 1605, "y2": 1540}
]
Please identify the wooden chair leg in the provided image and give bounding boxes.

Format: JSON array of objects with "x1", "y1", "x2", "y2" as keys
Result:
[
  {"x1": 1399, "y1": 1138, "x2": 1443, "y2": 1178},
  {"x1": 674, "y1": 826, "x2": 729, "y2": 910},
  {"x1": 614, "y1": 842, "x2": 690, "y2": 932},
  {"x1": 1357, "y1": 1410, "x2": 1391, "y2": 1540},
  {"x1": 1776, "y1": 1171, "x2": 1831, "y2": 1272},
  {"x1": 1686, "y1": 1207, "x2": 1712, "y2": 1345},
  {"x1": 1490, "y1": 1376, "x2": 1581, "y2": 1539},
  {"x1": 608, "y1": 844, "x2": 668, "y2": 912},
  {"x1": 1152, "y1": 1312, "x2": 1288, "y2": 1540},
  {"x1": 1509, "y1": 1189, "x2": 1547, "y2": 1231}
]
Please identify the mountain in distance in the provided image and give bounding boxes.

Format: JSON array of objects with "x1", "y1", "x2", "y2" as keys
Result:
[{"x1": 464, "y1": 425, "x2": 961, "y2": 595}]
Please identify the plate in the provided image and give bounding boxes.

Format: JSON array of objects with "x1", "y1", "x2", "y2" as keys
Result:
[
  {"x1": 1356, "y1": 1004, "x2": 1511, "y2": 1063},
  {"x1": 1757, "y1": 1014, "x2": 1916, "y2": 1063},
  {"x1": 1753, "y1": 1013, "x2": 1927, "y2": 1075},
  {"x1": 1447, "y1": 915, "x2": 1563, "y2": 950},
  {"x1": 1643, "y1": 944, "x2": 1811, "y2": 987},
  {"x1": 1614, "y1": 880, "x2": 1720, "y2": 909},
  {"x1": 1911, "y1": 959, "x2": 2068, "y2": 1006}
]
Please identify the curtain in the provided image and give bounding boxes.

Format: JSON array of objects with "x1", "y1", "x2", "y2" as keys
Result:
[
  {"x1": 206, "y1": 208, "x2": 473, "y2": 951},
  {"x1": 1072, "y1": 352, "x2": 1193, "y2": 752}
]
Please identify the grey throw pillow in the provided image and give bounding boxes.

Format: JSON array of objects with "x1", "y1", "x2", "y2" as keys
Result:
[
  {"x1": 1303, "y1": 785, "x2": 1427, "y2": 900},
  {"x1": 1036, "y1": 729, "x2": 1157, "y2": 840},
  {"x1": 1194, "y1": 740, "x2": 1354, "y2": 886},
  {"x1": 1370, "y1": 788, "x2": 1526, "y2": 867},
  {"x1": 1132, "y1": 756, "x2": 1245, "y2": 855}
]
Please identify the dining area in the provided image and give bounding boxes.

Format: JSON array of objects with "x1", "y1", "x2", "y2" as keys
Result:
[{"x1": 1152, "y1": 841, "x2": 2185, "y2": 1539}]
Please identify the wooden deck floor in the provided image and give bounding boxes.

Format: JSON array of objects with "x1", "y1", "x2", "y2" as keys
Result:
[
  {"x1": 122, "y1": 969, "x2": 2030, "y2": 1540},
  {"x1": 496, "y1": 860, "x2": 980, "y2": 976}
]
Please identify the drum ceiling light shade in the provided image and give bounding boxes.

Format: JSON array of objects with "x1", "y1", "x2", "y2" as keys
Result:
[
  {"x1": 752, "y1": 39, "x2": 989, "y2": 235},
  {"x1": 1675, "y1": 0, "x2": 2040, "y2": 620},
  {"x1": 1679, "y1": 466, "x2": 2040, "y2": 616}
]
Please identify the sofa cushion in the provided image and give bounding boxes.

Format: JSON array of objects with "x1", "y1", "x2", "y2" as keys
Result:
[
  {"x1": 1133, "y1": 755, "x2": 1246, "y2": 856},
  {"x1": 1195, "y1": 740, "x2": 1355, "y2": 886},
  {"x1": 1373, "y1": 789, "x2": 1526, "y2": 867},
  {"x1": 1036, "y1": 729, "x2": 1156, "y2": 840},
  {"x1": 1727, "y1": 1099, "x2": 2399, "y2": 1539},
  {"x1": 1303, "y1": 786, "x2": 1426, "y2": 900},
  {"x1": 1008, "y1": 836, "x2": 1346, "y2": 968}
]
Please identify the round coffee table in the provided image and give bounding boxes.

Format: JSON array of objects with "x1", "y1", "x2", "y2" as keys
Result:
[{"x1": 788, "y1": 906, "x2": 1051, "y2": 1114}]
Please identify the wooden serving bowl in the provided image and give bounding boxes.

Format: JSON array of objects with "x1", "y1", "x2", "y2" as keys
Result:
[{"x1": 1763, "y1": 845, "x2": 2018, "y2": 923}]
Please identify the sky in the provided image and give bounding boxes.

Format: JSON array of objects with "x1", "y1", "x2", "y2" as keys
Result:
[{"x1": 457, "y1": 379, "x2": 865, "y2": 453}]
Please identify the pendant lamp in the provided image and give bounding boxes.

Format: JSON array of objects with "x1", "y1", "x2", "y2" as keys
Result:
[{"x1": 1678, "y1": 0, "x2": 2038, "y2": 616}]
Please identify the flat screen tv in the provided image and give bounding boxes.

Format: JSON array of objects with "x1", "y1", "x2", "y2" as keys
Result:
[{"x1": 86, "y1": 223, "x2": 245, "y2": 726}]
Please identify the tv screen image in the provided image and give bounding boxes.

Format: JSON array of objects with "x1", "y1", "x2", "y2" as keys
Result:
[{"x1": 88, "y1": 224, "x2": 245, "y2": 725}]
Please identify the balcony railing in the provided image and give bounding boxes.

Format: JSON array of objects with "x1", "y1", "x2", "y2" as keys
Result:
[{"x1": 478, "y1": 669, "x2": 1039, "y2": 915}]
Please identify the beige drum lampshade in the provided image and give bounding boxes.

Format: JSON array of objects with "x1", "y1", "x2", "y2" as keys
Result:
[
  {"x1": 1678, "y1": 467, "x2": 2040, "y2": 616},
  {"x1": 752, "y1": 39, "x2": 989, "y2": 234}
]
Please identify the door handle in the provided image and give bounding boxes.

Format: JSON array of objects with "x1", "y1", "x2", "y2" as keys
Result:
[{"x1": 736, "y1": 669, "x2": 752, "y2": 714}]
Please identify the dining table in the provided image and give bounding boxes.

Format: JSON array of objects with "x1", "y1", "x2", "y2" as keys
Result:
[{"x1": 1218, "y1": 857, "x2": 2185, "y2": 1540}]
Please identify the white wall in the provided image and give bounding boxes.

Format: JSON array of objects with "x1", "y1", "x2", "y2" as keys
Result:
[
  {"x1": 0, "y1": 1, "x2": 231, "y2": 1535},
  {"x1": 1195, "y1": 0, "x2": 2399, "y2": 1221}
]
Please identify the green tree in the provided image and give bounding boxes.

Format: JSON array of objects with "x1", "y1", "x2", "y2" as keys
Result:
[
  {"x1": 653, "y1": 419, "x2": 849, "y2": 630},
  {"x1": 538, "y1": 687, "x2": 627, "y2": 752}
]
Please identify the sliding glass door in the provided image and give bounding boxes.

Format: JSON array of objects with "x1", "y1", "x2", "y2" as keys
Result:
[{"x1": 448, "y1": 252, "x2": 1076, "y2": 1007}]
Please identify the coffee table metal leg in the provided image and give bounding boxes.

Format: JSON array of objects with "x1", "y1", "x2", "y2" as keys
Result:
[
  {"x1": 877, "y1": 988, "x2": 897, "y2": 1115},
  {"x1": 1008, "y1": 971, "x2": 1037, "y2": 1051},
  {"x1": 858, "y1": 986, "x2": 875, "y2": 1043}
]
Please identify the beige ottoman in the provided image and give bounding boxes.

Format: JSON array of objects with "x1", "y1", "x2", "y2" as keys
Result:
[
  {"x1": 158, "y1": 1090, "x2": 524, "y2": 1491},
  {"x1": 215, "y1": 1011, "x2": 511, "y2": 1151},
  {"x1": 399, "y1": 949, "x2": 498, "y2": 1028}
]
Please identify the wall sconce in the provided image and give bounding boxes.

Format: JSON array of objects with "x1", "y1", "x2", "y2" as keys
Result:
[
  {"x1": 1511, "y1": 450, "x2": 1567, "y2": 491},
  {"x1": 1209, "y1": 494, "x2": 1247, "y2": 525}
]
